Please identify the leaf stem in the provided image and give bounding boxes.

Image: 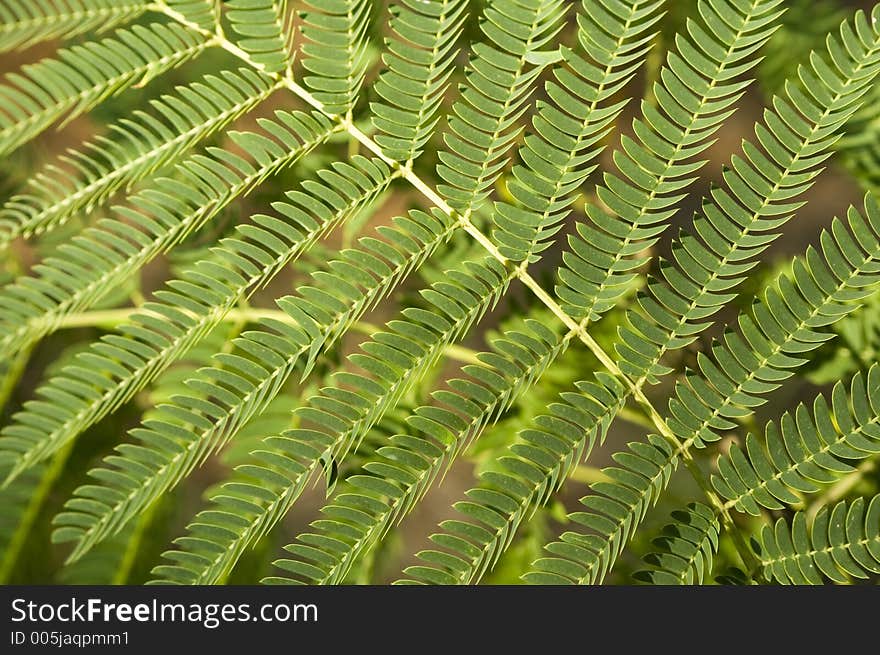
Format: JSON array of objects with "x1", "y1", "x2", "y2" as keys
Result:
[{"x1": 56, "y1": 308, "x2": 485, "y2": 366}]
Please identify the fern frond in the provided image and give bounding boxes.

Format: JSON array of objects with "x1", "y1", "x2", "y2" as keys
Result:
[
  {"x1": 632, "y1": 502, "x2": 719, "y2": 585},
  {"x1": 395, "y1": 0, "x2": 787, "y2": 585},
  {"x1": 556, "y1": 0, "x2": 783, "y2": 323},
  {"x1": 59, "y1": 487, "x2": 165, "y2": 584},
  {"x1": 53, "y1": 218, "x2": 492, "y2": 562},
  {"x1": 525, "y1": 194, "x2": 880, "y2": 584},
  {"x1": 161, "y1": 0, "x2": 219, "y2": 31},
  {"x1": 399, "y1": 374, "x2": 626, "y2": 584},
  {"x1": 227, "y1": 0, "x2": 295, "y2": 75},
  {"x1": 523, "y1": 433, "x2": 676, "y2": 584},
  {"x1": 147, "y1": 210, "x2": 462, "y2": 584},
  {"x1": 492, "y1": 0, "x2": 663, "y2": 263},
  {"x1": 0, "y1": 68, "x2": 280, "y2": 249},
  {"x1": 371, "y1": 0, "x2": 468, "y2": 163},
  {"x1": 153, "y1": 405, "x2": 404, "y2": 585},
  {"x1": 265, "y1": 320, "x2": 570, "y2": 584},
  {"x1": 0, "y1": 0, "x2": 148, "y2": 53},
  {"x1": 59, "y1": 329, "x2": 250, "y2": 585},
  {"x1": 755, "y1": 495, "x2": 880, "y2": 583},
  {"x1": 0, "y1": 22, "x2": 214, "y2": 156},
  {"x1": 517, "y1": 5, "x2": 880, "y2": 583},
  {"x1": 299, "y1": 0, "x2": 371, "y2": 117},
  {"x1": 667, "y1": 206, "x2": 880, "y2": 453},
  {"x1": 2, "y1": 0, "x2": 878, "y2": 590},
  {"x1": 0, "y1": 152, "x2": 385, "y2": 486},
  {"x1": 436, "y1": 0, "x2": 567, "y2": 215},
  {"x1": 0, "y1": 110, "x2": 335, "y2": 360},
  {"x1": 640, "y1": 363, "x2": 880, "y2": 583},
  {"x1": 713, "y1": 365, "x2": 880, "y2": 516},
  {"x1": 296, "y1": 256, "x2": 511, "y2": 464},
  {"x1": 616, "y1": 6, "x2": 880, "y2": 384}
]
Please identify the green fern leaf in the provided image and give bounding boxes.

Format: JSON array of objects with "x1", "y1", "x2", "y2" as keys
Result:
[
  {"x1": 0, "y1": 0, "x2": 148, "y2": 53},
  {"x1": 555, "y1": 0, "x2": 783, "y2": 323},
  {"x1": 143, "y1": 255, "x2": 510, "y2": 581},
  {"x1": 713, "y1": 365, "x2": 880, "y2": 516},
  {"x1": 524, "y1": 433, "x2": 677, "y2": 584},
  {"x1": 632, "y1": 502, "x2": 720, "y2": 585},
  {"x1": 0, "y1": 151, "x2": 390, "y2": 489},
  {"x1": 399, "y1": 374, "x2": 626, "y2": 584},
  {"x1": 638, "y1": 362, "x2": 880, "y2": 584},
  {"x1": 0, "y1": 110, "x2": 334, "y2": 361},
  {"x1": 637, "y1": 365, "x2": 880, "y2": 586},
  {"x1": 436, "y1": 0, "x2": 567, "y2": 215},
  {"x1": 52, "y1": 214, "x2": 484, "y2": 562},
  {"x1": 371, "y1": 0, "x2": 468, "y2": 163},
  {"x1": 3, "y1": 0, "x2": 880, "y2": 590},
  {"x1": 299, "y1": 0, "x2": 371, "y2": 116},
  {"x1": 755, "y1": 495, "x2": 880, "y2": 583},
  {"x1": 265, "y1": 320, "x2": 569, "y2": 584},
  {"x1": 616, "y1": 6, "x2": 880, "y2": 384},
  {"x1": 0, "y1": 22, "x2": 214, "y2": 156},
  {"x1": 518, "y1": 3, "x2": 880, "y2": 582},
  {"x1": 525, "y1": 194, "x2": 880, "y2": 584},
  {"x1": 58, "y1": 487, "x2": 167, "y2": 584},
  {"x1": 0, "y1": 69, "x2": 280, "y2": 250},
  {"x1": 253, "y1": 3, "x2": 657, "y2": 582},
  {"x1": 227, "y1": 0, "x2": 295, "y2": 75},
  {"x1": 492, "y1": 0, "x2": 664, "y2": 263},
  {"x1": 396, "y1": 0, "x2": 788, "y2": 585}
]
